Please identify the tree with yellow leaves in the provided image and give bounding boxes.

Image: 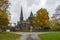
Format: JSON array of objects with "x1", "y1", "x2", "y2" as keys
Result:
[
  {"x1": 0, "y1": 10, "x2": 9, "y2": 28},
  {"x1": 0, "y1": 0, "x2": 9, "y2": 31},
  {"x1": 32, "y1": 8, "x2": 49, "y2": 29}
]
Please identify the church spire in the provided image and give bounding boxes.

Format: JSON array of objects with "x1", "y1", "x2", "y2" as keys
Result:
[
  {"x1": 30, "y1": 11, "x2": 33, "y2": 18},
  {"x1": 29, "y1": 11, "x2": 34, "y2": 19},
  {"x1": 20, "y1": 7, "x2": 23, "y2": 21}
]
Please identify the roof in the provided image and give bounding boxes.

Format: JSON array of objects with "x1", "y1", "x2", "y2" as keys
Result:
[{"x1": 19, "y1": 21, "x2": 30, "y2": 24}]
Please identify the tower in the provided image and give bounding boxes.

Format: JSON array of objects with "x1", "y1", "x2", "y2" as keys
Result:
[
  {"x1": 29, "y1": 11, "x2": 34, "y2": 19},
  {"x1": 20, "y1": 7, "x2": 23, "y2": 22},
  {"x1": 28, "y1": 11, "x2": 34, "y2": 26}
]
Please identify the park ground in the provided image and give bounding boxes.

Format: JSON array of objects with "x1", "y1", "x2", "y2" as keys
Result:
[
  {"x1": 0, "y1": 32, "x2": 60, "y2": 40},
  {"x1": 38, "y1": 32, "x2": 60, "y2": 40},
  {"x1": 0, "y1": 32, "x2": 21, "y2": 40}
]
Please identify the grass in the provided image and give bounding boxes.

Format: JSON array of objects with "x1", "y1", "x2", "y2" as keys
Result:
[
  {"x1": 0, "y1": 32, "x2": 21, "y2": 40},
  {"x1": 38, "y1": 32, "x2": 60, "y2": 40}
]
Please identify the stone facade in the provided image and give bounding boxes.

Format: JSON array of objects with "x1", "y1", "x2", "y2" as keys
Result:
[{"x1": 16, "y1": 7, "x2": 34, "y2": 31}]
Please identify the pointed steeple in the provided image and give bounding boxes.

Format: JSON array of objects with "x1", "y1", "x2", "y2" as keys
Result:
[
  {"x1": 29, "y1": 11, "x2": 34, "y2": 19},
  {"x1": 20, "y1": 7, "x2": 23, "y2": 21},
  {"x1": 30, "y1": 11, "x2": 33, "y2": 18}
]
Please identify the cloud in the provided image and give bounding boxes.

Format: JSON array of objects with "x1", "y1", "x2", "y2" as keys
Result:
[
  {"x1": 45, "y1": 0, "x2": 60, "y2": 17},
  {"x1": 8, "y1": 0, "x2": 60, "y2": 23},
  {"x1": 26, "y1": 0, "x2": 40, "y2": 7}
]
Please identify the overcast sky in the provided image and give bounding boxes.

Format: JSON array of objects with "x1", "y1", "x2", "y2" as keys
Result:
[{"x1": 8, "y1": 0, "x2": 60, "y2": 23}]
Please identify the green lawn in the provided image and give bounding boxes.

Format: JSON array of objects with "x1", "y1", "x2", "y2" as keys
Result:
[
  {"x1": 0, "y1": 32, "x2": 21, "y2": 40},
  {"x1": 38, "y1": 32, "x2": 60, "y2": 40}
]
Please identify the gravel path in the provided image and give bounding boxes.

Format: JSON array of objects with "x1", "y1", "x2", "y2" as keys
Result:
[
  {"x1": 18, "y1": 34, "x2": 28, "y2": 40},
  {"x1": 13, "y1": 32, "x2": 49, "y2": 40},
  {"x1": 15, "y1": 33, "x2": 40, "y2": 40},
  {"x1": 18, "y1": 34, "x2": 40, "y2": 40}
]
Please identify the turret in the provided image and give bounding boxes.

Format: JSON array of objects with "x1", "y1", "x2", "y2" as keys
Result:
[
  {"x1": 29, "y1": 11, "x2": 34, "y2": 19},
  {"x1": 20, "y1": 7, "x2": 23, "y2": 22}
]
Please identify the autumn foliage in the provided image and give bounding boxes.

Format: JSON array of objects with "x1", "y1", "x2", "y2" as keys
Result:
[
  {"x1": 32, "y1": 8, "x2": 49, "y2": 28},
  {"x1": 0, "y1": 0, "x2": 9, "y2": 11},
  {"x1": 0, "y1": 10, "x2": 9, "y2": 28},
  {"x1": 0, "y1": 0, "x2": 9, "y2": 28}
]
